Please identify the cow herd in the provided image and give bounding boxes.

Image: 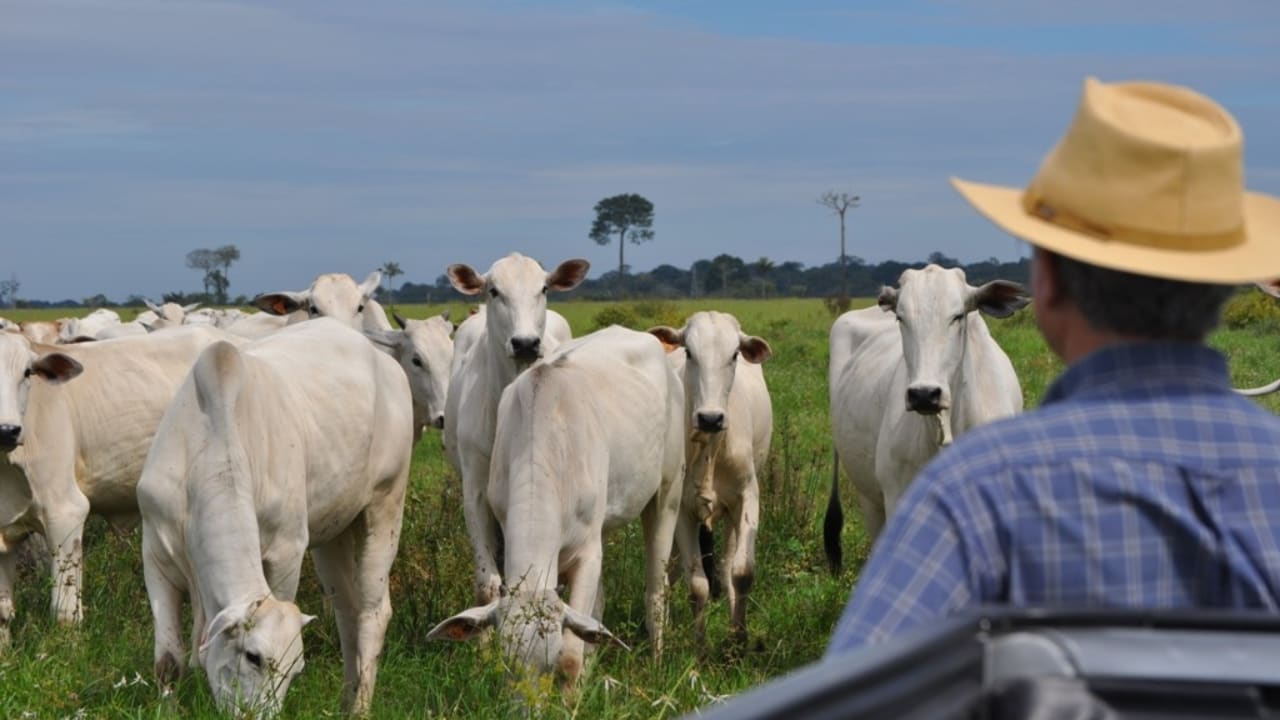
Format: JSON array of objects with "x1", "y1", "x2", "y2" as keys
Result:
[{"x1": 2, "y1": 257, "x2": 1275, "y2": 716}]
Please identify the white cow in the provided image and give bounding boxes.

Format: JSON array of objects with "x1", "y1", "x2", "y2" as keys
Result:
[
  {"x1": 57, "y1": 308, "x2": 121, "y2": 343},
  {"x1": 19, "y1": 321, "x2": 62, "y2": 345},
  {"x1": 365, "y1": 311, "x2": 455, "y2": 441},
  {"x1": 0, "y1": 317, "x2": 16, "y2": 333},
  {"x1": 429, "y1": 325, "x2": 685, "y2": 684},
  {"x1": 224, "y1": 311, "x2": 292, "y2": 339},
  {"x1": 143, "y1": 300, "x2": 201, "y2": 330},
  {"x1": 138, "y1": 318, "x2": 413, "y2": 717},
  {"x1": 442, "y1": 253, "x2": 589, "y2": 606},
  {"x1": 252, "y1": 271, "x2": 382, "y2": 330},
  {"x1": 0, "y1": 327, "x2": 244, "y2": 643},
  {"x1": 361, "y1": 298, "x2": 394, "y2": 332},
  {"x1": 824, "y1": 265, "x2": 1028, "y2": 574},
  {"x1": 648, "y1": 311, "x2": 772, "y2": 644}
]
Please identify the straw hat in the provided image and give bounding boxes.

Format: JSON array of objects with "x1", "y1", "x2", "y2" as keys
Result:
[{"x1": 953, "y1": 77, "x2": 1280, "y2": 284}]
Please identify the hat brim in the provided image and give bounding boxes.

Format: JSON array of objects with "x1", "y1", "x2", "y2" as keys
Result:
[{"x1": 952, "y1": 177, "x2": 1280, "y2": 284}]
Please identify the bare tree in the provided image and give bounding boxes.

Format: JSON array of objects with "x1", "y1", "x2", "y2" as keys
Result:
[
  {"x1": 0, "y1": 274, "x2": 19, "y2": 309},
  {"x1": 817, "y1": 191, "x2": 861, "y2": 299},
  {"x1": 380, "y1": 261, "x2": 403, "y2": 302}
]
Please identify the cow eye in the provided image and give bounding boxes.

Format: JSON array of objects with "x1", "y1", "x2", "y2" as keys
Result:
[
  {"x1": 488, "y1": 287, "x2": 500, "y2": 299},
  {"x1": 894, "y1": 314, "x2": 904, "y2": 324},
  {"x1": 23, "y1": 368, "x2": 32, "y2": 379},
  {"x1": 308, "y1": 305, "x2": 321, "y2": 317},
  {"x1": 245, "y1": 651, "x2": 263, "y2": 669},
  {"x1": 412, "y1": 356, "x2": 424, "y2": 368},
  {"x1": 357, "y1": 304, "x2": 365, "y2": 313},
  {"x1": 950, "y1": 313, "x2": 965, "y2": 325},
  {"x1": 684, "y1": 348, "x2": 692, "y2": 360},
  {"x1": 540, "y1": 286, "x2": 548, "y2": 295},
  {"x1": 731, "y1": 350, "x2": 739, "y2": 363}
]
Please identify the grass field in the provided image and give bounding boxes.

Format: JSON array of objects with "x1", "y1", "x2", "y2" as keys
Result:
[{"x1": 0, "y1": 298, "x2": 1277, "y2": 718}]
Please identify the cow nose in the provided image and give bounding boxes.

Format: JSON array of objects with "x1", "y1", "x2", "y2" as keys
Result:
[
  {"x1": 695, "y1": 411, "x2": 725, "y2": 433},
  {"x1": 510, "y1": 336, "x2": 541, "y2": 360},
  {"x1": 905, "y1": 386, "x2": 943, "y2": 414},
  {"x1": 431, "y1": 414, "x2": 445, "y2": 430},
  {"x1": 0, "y1": 424, "x2": 21, "y2": 449}
]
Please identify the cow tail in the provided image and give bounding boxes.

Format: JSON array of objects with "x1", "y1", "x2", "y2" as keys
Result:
[
  {"x1": 823, "y1": 447, "x2": 844, "y2": 576},
  {"x1": 194, "y1": 341, "x2": 245, "y2": 436}
]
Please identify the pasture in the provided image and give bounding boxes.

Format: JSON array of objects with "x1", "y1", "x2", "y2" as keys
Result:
[{"x1": 1, "y1": 297, "x2": 1277, "y2": 718}]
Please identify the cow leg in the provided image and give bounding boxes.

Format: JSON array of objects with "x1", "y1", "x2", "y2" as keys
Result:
[
  {"x1": 726, "y1": 477, "x2": 759, "y2": 646},
  {"x1": 143, "y1": 530, "x2": 187, "y2": 687},
  {"x1": 461, "y1": 455, "x2": 502, "y2": 606},
  {"x1": 43, "y1": 491, "x2": 90, "y2": 625},
  {"x1": 345, "y1": 496, "x2": 404, "y2": 717},
  {"x1": 673, "y1": 506, "x2": 710, "y2": 647},
  {"x1": 640, "y1": 480, "x2": 680, "y2": 660},
  {"x1": 0, "y1": 549, "x2": 16, "y2": 648},
  {"x1": 311, "y1": 531, "x2": 361, "y2": 710},
  {"x1": 560, "y1": 545, "x2": 602, "y2": 685},
  {"x1": 854, "y1": 488, "x2": 886, "y2": 543}
]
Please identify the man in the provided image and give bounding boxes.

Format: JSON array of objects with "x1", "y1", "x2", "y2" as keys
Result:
[{"x1": 827, "y1": 77, "x2": 1280, "y2": 656}]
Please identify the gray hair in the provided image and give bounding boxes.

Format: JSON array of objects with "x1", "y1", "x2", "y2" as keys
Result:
[{"x1": 1048, "y1": 252, "x2": 1235, "y2": 341}]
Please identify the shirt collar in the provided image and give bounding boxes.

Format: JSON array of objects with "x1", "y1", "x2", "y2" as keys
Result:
[{"x1": 1041, "y1": 341, "x2": 1232, "y2": 406}]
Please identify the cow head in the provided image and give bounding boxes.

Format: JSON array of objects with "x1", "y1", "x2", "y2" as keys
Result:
[
  {"x1": 365, "y1": 312, "x2": 455, "y2": 430},
  {"x1": 428, "y1": 587, "x2": 624, "y2": 681},
  {"x1": 253, "y1": 270, "x2": 382, "y2": 330},
  {"x1": 0, "y1": 333, "x2": 83, "y2": 453},
  {"x1": 143, "y1": 300, "x2": 201, "y2": 329},
  {"x1": 447, "y1": 254, "x2": 588, "y2": 366},
  {"x1": 878, "y1": 265, "x2": 1027, "y2": 416},
  {"x1": 649, "y1": 311, "x2": 771, "y2": 434},
  {"x1": 199, "y1": 596, "x2": 315, "y2": 719}
]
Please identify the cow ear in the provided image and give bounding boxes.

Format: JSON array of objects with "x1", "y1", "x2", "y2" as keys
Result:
[
  {"x1": 877, "y1": 286, "x2": 898, "y2": 312},
  {"x1": 31, "y1": 353, "x2": 83, "y2": 384},
  {"x1": 427, "y1": 602, "x2": 498, "y2": 642},
  {"x1": 546, "y1": 259, "x2": 590, "y2": 292},
  {"x1": 253, "y1": 292, "x2": 307, "y2": 316},
  {"x1": 363, "y1": 329, "x2": 403, "y2": 351},
  {"x1": 647, "y1": 326, "x2": 684, "y2": 352},
  {"x1": 970, "y1": 280, "x2": 1030, "y2": 318},
  {"x1": 562, "y1": 605, "x2": 629, "y2": 650},
  {"x1": 439, "y1": 310, "x2": 451, "y2": 324},
  {"x1": 448, "y1": 265, "x2": 486, "y2": 296},
  {"x1": 199, "y1": 602, "x2": 250, "y2": 658},
  {"x1": 144, "y1": 299, "x2": 163, "y2": 314},
  {"x1": 182, "y1": 302, "x2": 202, "y2": 313},
  {"x1": 358, "y1": 271, "x2": 382, "y2": 301},
  {"x1": 392, "y1": 311, "x2": 409, "y2": 330},
  {"x1": 738, "y1": 334, "x2": 772, "y2": 364}
]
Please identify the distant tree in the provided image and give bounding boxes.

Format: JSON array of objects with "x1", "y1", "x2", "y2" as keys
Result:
[
  {"x1": 710, "y1": 254, "x2": 745, "y2": 295},
  {"x1": 752, "y1": 257, "x2": 776, "y2": 298},
  {"x1": 817, "y1": 190, "x2": 861, "y2": 299},
  {"x1": 589, "y1": 193, "x2": 655, "y2": 297},
  {"x1": 81, "y1": 293, "x2": 111, "y2": 308},
  {"x1": 380, "y1": 261, "x2": 404, "y2": 302},
  {"x1": 0, "y1": 274, "x2": 19, "y2": 309},
  {"x1": 186, "y1": 245, "x2": 240, "y2": 304}
]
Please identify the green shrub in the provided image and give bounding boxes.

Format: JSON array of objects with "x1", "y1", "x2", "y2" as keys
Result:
[
  {"x1": 1222, "y1": 288, "x2": 1280, "y2": 330},
  {"x1": 591, "y1": 305, "x2": 638, "y2": 330}
]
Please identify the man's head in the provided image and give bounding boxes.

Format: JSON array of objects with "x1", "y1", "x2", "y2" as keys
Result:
[{"x1": 951, "y1": 78, "x2": 1280, "y2": 359}]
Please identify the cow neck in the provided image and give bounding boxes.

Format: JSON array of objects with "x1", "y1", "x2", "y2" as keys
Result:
[{"x1": 188, "y1": 454, "x2": 273, "y2": 612}]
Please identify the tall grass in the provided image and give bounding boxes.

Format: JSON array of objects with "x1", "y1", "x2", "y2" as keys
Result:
[{"x1": 0, "y1": 299, "x2": 1276, "y2": 717}]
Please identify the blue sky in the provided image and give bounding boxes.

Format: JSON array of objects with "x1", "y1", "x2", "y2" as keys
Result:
[{"x1": 3, "y1": 0, "x2": 1278, "y2": 301}]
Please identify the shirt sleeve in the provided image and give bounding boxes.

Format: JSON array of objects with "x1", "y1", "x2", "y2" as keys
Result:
[{"x1": 824, "y1": 469, "x2": 980, "y2": 659}]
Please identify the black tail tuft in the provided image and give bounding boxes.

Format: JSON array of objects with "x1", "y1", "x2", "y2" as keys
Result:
[
  {"x1": 699, "y1": 524, "x2": 723, "y2": 600},
  {"x1": 823, "y1": 448, "x2": 845, "y2": 576}
]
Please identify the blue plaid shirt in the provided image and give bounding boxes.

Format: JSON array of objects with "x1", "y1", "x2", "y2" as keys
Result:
[{"x1": 827, "y1": 342, "x2": 1280, "y2": 657}]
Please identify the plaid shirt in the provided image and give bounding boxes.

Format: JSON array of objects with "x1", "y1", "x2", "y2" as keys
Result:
[{"x1": 827, "y1": 342, "x2": 1280, "y2": 657}]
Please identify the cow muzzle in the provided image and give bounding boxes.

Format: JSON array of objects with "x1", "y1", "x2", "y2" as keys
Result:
[
  {"x1": 695, "y1": 411, "x2": 726, "y2": 433},
  {"x1": 905, "y1": 385, "x2": 944, "y2": 415},
  {"x1": 431, "y1": 414, "x2": 445, "y2": 430},
  {"x1": 509, "y1": 336, "x2": 541, "y2": 362},
  {"x1": 0, "y1": 424, "x2": 21, "y2": 452}
]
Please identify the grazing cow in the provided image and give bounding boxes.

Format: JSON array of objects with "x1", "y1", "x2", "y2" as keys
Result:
[
  {"x1": 365, "y1": 311, "x2": 455, "y2": 440},
  {"x1": 442, "y1": 253, "x2": 589, "y2": 606},
  {"x1": 429, "y1": 325, "x2": 685, "y2": 683},
  {"x1": 824, "y1": 265, "x2": 1028, "y2": 575},
  {"x1": 253, "y1": 270, "x2": 382, "y2": 330},
  {"x1": 648, "y1": 311, "x2": 773, "y2": 644},
  {"x1": 138, "y1": 318, "x2": 413, "y2": 717},
  {"x1": 58, "y1": 308, "x2": 121, "y2": 343},
  {"x1": 0, "y1": 327, "x2": 244, "y2": 644}
]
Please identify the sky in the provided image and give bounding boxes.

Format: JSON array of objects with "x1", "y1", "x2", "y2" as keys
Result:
[{"x1": 3, "y1": 0, "x2": 1279, "y2": 302}]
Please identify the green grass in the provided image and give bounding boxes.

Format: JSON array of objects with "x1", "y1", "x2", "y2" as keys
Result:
[{"x1": 1, "y1": 300, "x2": 1277, "y2": 717}]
